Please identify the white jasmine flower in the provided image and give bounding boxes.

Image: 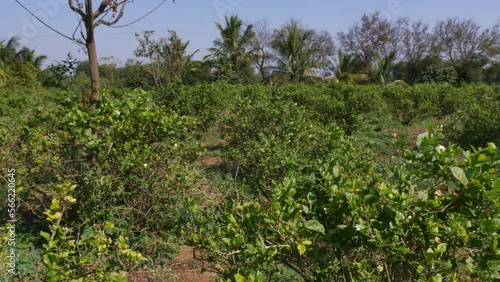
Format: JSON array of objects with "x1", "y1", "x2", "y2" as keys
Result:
[
  {"x1": 355, "y1": 224, "x2": 361, "y2": 231},
  {"x1": 435, "y1": 145, "x2": 446, "y2": 153},
  {"x1": 143, "y1": 163, "x2": 148, "y2": 167}
]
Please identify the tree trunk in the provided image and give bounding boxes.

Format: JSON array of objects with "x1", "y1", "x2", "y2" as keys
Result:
[
  {"x1": 87, "y1": 37, "x2": 100, "y2": 111},
  {"x1": 85, "y1": 0, "x2": 100, "y2": 111}
]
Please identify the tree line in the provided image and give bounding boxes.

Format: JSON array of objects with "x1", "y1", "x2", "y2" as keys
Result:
[{"x1": 2, "y1": 11, "x2": 500, "y2": 91}]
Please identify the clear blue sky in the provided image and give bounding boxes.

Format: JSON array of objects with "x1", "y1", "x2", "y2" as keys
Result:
[{"x1": 1, "y1": 0, "x2": 500, "y2": 67}]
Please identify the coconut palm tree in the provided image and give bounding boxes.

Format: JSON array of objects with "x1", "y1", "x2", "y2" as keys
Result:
[
  {"x1": 374, "y1": 51, "x2": 396, "y2": 84},
  {"x1": 16, "y1": 47, "x2": 48, "y2": 69},
  {"x1": 271, "y1": 20, "x2": 334, "y2": 82},
  {"x1": 204, "y1": 15, "x2": 255, "y2": 77},
  {"x1": 331, "y1": 49, "x2": 357, "y2": 82},
  {"x1": 0, "y1": 36, "x2": 20, "y2": 65}
]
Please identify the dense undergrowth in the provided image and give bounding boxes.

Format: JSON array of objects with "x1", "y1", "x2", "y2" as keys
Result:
[{"x1": 0, "y1": 82, "x2": 499, "y2": 281}]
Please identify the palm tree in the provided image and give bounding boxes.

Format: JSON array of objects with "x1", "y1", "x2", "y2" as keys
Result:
[
  {"x1": 271, "y1": 21, "x2": 313, "y2": 82},
  {"x1": 331, "y1": 49, "x2": 356, "y2": 82},
  {"x1": 16, "y1": 47, "x2": 48, "y2": 69},
  {"x1": 204, "y1": 15, "x2": 255, "y2": 77},
  {"x1": 374, "y1": 51, "x2": 396, "y2": 84},
  {"x1": 271, "y1": 20, "x2": 334, "y2": 82},
  {"x1": 0, "y1": 36, "x2": 20, "y2": 65}
]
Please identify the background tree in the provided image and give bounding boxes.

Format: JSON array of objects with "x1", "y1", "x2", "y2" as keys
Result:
[
  {"x1": 135, "y1": 30, "x2": 197, "y2": 87},
  {"x1": 98, "y1": 56, "x2": 119, "y2": 86},
  {"x1": 204, "y1": 15, "x2": 255, "y2": 83},
  {"x1": 483, "y1": 61, "x2": 500, "y2": 84},
  {"x1": 251, "y1": 19, "x2": 274, "y2": 82},
  {"x1": 374, "y1": 51, "x2": 396, "y2": 84},
  {"x1": 182, "y1": 60, "x2": 212, "y2": 85},
  {"x1": 433, "y1": 18, "x2": 500, "y2": 82},
  {"x1": 75, "y1": 60, "x2": 91, "y2": 76},
  {"x1": 17, "y1": 47, "x2": 48, "y2": 69},
  {"x1": 420, "y1": 64, "x2": 458, "y2": 85},
  {"x1": 118, "y1": 59, "x2": 156, "y2": 89},
  {"x1": 394, "y1": 19, "x2": 436, "y2": 83},
  {"x1": 0, "y1": 37, "x2": 20, "y2": 66},
  {"x1": 0, "y1": 36, "x2": 47, "y2": 87},
  {"x1": 271, "y1": 19, "x2": 334, "y2": 82},
  {"x1": 166, "y1": 31, "x2": 199, "y2": 83},
  {"x1": 40, "y1": 53, "x2": 78, "y2": 89},
  {"x1": 337, "y1": 11, "x2": 401, "y2": 71},
  {"x1": 331, "y1": 49, "x2": 360, "y2": 82}
]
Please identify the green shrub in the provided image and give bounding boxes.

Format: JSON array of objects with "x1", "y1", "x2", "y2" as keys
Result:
[
  {"x1": 220, "y1": 84, "x2": 372, "y2": 198},
  {"x1": 192, "y1": 128, "x2": 500, "y2": 281},
  {"x1": 155, "y1": 82, "x2": 241, "y2": 128},
  {"x1": 447, "y1": 84, "x2": 500, "y2": 148},
  {"x1": 420, "y1": 64, "x2": 459, "y2": 85},
  {"x1": 3, "y1": 89, "x2": 203, "y2": 279}
]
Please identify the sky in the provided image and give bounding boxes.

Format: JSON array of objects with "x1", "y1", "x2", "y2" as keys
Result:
[{"x1": 1, "y1": 0, "x2": 500, "y2": 67}]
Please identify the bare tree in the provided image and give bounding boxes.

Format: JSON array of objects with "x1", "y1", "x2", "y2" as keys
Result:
[
  {"x1": 399, "y1": 19, "x2": 433, "y2": 64},
  {"x1": 251, "y1": 20, "x2": 273, "y2": 82},
  {"x1": 68, "y1": 0, "x2": 174, "y2": 110},
  {"x1": 433, "y1": 18, "x2": 500, "y2": 81},
  {"x1": 337, "y1": 11, "x2": 400, "y2": 70},
  {"x1": 396, "y1": 19, "x2": 435, "y2": 82}
]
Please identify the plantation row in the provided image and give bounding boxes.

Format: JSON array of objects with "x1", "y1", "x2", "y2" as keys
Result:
[{"x1": 0, "y1": 82, "x2": 499, "y2": 281}]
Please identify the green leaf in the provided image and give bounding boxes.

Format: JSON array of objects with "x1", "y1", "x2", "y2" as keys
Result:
[
  {"x1": 234, "y1": 273, "x2": 245, "y2": 282},
  {"x1": 232, "y1": 234, "x2": 245, "y2": 247},
  {"x1": 40, "y1": 231, "x2": 50, "y2": 242},
  {"x1": 333, "y1": 164, "x2": 340, "y2": 177},
  {"x1": 432, "y1": 275, "x2": 443, "y2": 282},
  {"x1": 227, "y1": 214, "x2": 237, "y2": 226},
  {"x1": 109, "y1": 273, "x2": 128, "y2": 282},
  {"x1": 418, "y1": 191, "x2": 428, "y2": 202},
  {"x1": 478, "y1": 154, "x2": 488, "y2": 162},
  {"x1": 306, "y1": 192, "x2": 317, "y2": 206},
  {"x1": 301, "y1": 240, "x2": 312, "y2": 245},
  {"x1": 297, "y1": 243, "x2": 306, "y2": 255},
  {"x1": 49, "y1": 199, "x2": 60, "y2": 211},
  {"x1": 487, "y1": 142, "x2": 497, "y2": 154},
  {"x1": 450, "y1": 166, "x2": 468, "y2": 186},
  {"x1": 304, "y1": 220, "x2": 325, "y2": 234},
  {"x1": 435, "y1": 243, "x2": 447, "y2": 254},
  {"x1": 395, "y1": 211, "x2": 405, "y2": 225}
]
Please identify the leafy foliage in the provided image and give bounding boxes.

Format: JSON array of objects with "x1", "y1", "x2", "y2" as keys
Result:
[
  {"x1": 2, "y1": 82, "x2": 500, "y2": 281},
  {"x1": 1, "y1": 88, "x2": 204, "y2": 279},
  {"x1": 205, "y1": 15, "x2": 256, "y2": 83},
  {"x1": 271, "y1": 20, "x2": 334, "y2": 82},
  {"x1": 420, "y1": 64, "x2": 459, "y2": 85},
  {"x1": 191, "y1": 127, "x2": 500, "y2": 281}
]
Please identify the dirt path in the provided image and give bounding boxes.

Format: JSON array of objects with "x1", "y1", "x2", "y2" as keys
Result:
[{"x1": 126, "y1": 246, "x2": 217, "y2": 281}]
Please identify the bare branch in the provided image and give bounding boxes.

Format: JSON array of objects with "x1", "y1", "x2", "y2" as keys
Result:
[
  {"x1": 93, "y1": 0, "x2": 112, "y2": 19},
  {"x1": 95, "y1": 1, "x2": 127, "y2": 27},
  {"x1": 68, "y1": 0, "x2": 85, "y2": 18}
]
